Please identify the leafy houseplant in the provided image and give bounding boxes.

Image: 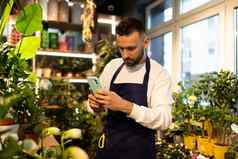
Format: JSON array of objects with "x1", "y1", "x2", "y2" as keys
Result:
[
  {"x1": 38, "y1": 79, "x2": 103, "y2": 158},
  {"x1": 95, "y1": 38, "x2": 120, "y2": 76},
  {"x1": 0, "y1": 1, "x2": 43, "y2": 124},
  {"x1": 155, "y1": 139, "x2": 191, "y2": 159},
  {"x1": 172, "y1": 82, "x2": 202, "y2": 136},
  {"x1": 172, "y1": 82, "x2": 204, "y2": 151},
  {"x1": 192, "y1": 70, "x2": 238, "y2": 146},
  {"x1": 0, "y1": 127, "x2": 89, "y2": 159}
]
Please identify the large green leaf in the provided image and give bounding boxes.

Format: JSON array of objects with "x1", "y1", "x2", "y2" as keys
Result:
[
  {"x1": 0, "y1": 0, "x2": 14, "y2": 38},
  {"x1": 27, "y1": 72, "x2": 37, "y2": 83},
  {"x1": 15, "y1": 36, "x2": 40, "y2": 59},
  {"x1": 0, "y1": 95, "x2": 20, "y2": 119},
  {"x1": 16, "y1": 4, "x2": 42, "y2": 35},
  {"x1": 0, "y1": 136, "x2": 22, "y2": 158}
]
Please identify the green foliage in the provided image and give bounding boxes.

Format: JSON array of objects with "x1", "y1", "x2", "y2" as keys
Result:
[
  {"x1": 156, "y1": 140, "x2": 191, "y2": 159},
  {"x1": 55, "y1": 58, "x2": 93, "y2": 74},
  {"x1": 192, "y1": 70, "x2": 238, "y2": 111},
  {"x1": 43, "y1": 104, "x2": 102, "y2": 158},
  {"x1": 180, "y1": 70, "x2": 238, "y2": 145},
  {"x1": 0, "y1": 136, "x2": 23, "y2": 159},
  {"x1": 0, "y1": 0, "x2": 14, "y2": 38},
  {"x1": 172, "y1": 81, "x2": 202, "y2": 135},
  {"x1": 0, "y1": 3, "x2": 43, "y2": 123},
  {"x1": 39, "y1": 79, "x2": 84, "y2": 107},
  {"x1": 38, "y1": 79, "x2": 103, "y2": 158},
  {"x1": 95, "y1": 39, "x2": 120, "y2": 76},
  {"x1": 16, "y1": 36, "x2": 41, "y2": 60},
  {"x1": 16, "y1": 4, "x2": 42, "y2": 35}
]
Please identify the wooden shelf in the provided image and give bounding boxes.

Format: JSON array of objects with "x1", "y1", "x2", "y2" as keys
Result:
[
  {"x1": 42, "y1": 20, "x2": 82, "y2": 31},
  {"x1": 38, "y1": 76, "x2": 94, "y2": 83},
  {"x1": 41, "y1": 105, "x2": 62, "y2": 109},
  {"x1": 36, "y1": 50, "x2": 97, "y2": 59},
  {"x1": 66, "y1": 78, "x2": 88, "y2": 83}
]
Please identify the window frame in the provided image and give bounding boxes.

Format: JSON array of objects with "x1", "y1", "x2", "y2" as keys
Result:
[
  {"x1": 145, "y1": 0, "x2": 238, "y2": 89},
  {"x1": 225, "y1": 0, "x2": 238, "y2": 74},
  {"x1": 145, "y1": 0, "x2": 175, "y2": 31}
]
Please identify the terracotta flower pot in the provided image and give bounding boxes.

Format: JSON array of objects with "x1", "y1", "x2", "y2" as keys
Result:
[{"x1": 0, "y1": 119, "x2": 15, "y2": 126}]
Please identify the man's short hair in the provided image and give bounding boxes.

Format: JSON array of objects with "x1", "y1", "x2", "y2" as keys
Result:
[{"x1": 116, "y1": 17, "x2": 145, "y2": 36}]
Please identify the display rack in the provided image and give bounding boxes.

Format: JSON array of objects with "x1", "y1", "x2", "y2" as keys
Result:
[
  {"x1": 34, "y1": 50, "x2": 97, "y2": 83},
  {"x1": 36, "y1": 50, "x2": 97, "y2": 59},
  {"x1": 42, "y1": 20, "x2": 82, "y2": 31}
]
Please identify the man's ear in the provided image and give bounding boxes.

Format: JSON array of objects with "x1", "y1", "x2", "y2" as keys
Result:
[{"x1": 143, "y1": 36, "x2": 149, "y2": 49}]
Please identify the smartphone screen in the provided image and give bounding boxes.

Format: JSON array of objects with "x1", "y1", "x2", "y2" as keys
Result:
[{"x1": 87, "y1": 76, "x2": 102, "y2": 93}]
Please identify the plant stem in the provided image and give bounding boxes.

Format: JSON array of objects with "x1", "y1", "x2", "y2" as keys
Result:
[{"x1": 61, "y1": 135, "x2": 65, "y2": 154}]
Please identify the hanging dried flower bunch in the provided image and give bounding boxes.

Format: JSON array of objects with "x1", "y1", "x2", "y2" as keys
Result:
[{"x1": 80, "y1": 0, "x2": 96, "y2": 42}]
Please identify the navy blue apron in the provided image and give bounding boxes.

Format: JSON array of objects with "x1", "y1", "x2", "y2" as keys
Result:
[{"x1": 96, "y1": 57, "x2": 156, "y2": 159}]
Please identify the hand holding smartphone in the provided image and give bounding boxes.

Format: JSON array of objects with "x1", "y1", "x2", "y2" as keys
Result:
[
  {"x1": 87, "y1": 76, "x2": 105, "y2": 113},
  {"x1": 87, "y1": 76, "x2": 102, "y2": 94}
]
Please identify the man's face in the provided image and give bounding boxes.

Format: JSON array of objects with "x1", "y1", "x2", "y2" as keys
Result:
[{"x1": 116, "y1": 31, "x2": 148, "y2": 67}]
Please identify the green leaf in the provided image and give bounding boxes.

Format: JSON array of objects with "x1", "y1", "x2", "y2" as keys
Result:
[
  {"x1": 0, "y1": 136, "x2": 21, "y2": 158},
  {"x1": 27, "y1": 73, "x2": 37, "y2": 83},
  {"x1": 15, "y1": 36, "x2": 40, "y2": 59},
  {"x1": 0, "y1": 0, "x2": 14, "y2": 38},
  {"x1": 0, "y1": 95, "x2": 20, "y2": 119},
  {"x1": 16, "y1": 4, "x2": 42, "y2": 35}
]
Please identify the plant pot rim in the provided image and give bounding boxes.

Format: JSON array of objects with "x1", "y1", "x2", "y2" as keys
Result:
[{"x1": 0, "y1": 118, "x2": 15, "y2": 126}]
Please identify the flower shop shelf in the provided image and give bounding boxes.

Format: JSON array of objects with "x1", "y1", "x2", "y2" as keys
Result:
[
  {"x1": 36, "y1": 50, "x2": 97, "y2": 60},
  {"x1": 42, "y1": 20, "x2": 82, "y2": 31}
]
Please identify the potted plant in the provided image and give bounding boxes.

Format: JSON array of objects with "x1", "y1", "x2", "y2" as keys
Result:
[
  {"x1": 223, "y1": 124, "x2": 238, "y2": 159},
  {"x1": 0, "y1": 1, "x2": 43, "y2": 124},
  {"x1": 172, "y1": 81, "x2": 202, "y2": 150},
  {"x1": 192, "y1": 70, "x2": 238, "y2": 159}
]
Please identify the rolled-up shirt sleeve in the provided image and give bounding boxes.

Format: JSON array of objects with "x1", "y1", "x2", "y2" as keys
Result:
[{"x1": 128, "y1": 69, "x2": 172, "y2": 130}]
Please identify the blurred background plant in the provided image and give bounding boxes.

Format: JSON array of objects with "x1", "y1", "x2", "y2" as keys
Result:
[
  {"x1": 192, "y1": 70, "x2": 238, "y2": 146},
  {"x1": 38, "y1": 79, "x2": 103, "y2": 158},
  {"x1": 0, "y1": 1, "x2": 44, "y2": 127},
  {"x1": 155, "y1": 139, "x2": 191, "y2": 159},
  {"x1": 0, "y1": 127, "x2": 89, "y2": 159},
  {"x1": 95, "y1": 38, "x2": 120, "y2": 76},
  {"x1": 172, "y1": 81, "x2": 202, "y2": 136}
]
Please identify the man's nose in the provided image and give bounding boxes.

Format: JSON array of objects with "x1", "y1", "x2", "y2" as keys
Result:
[{"x1": 121, "y1": 49, "x2": 130, "y2": 58}]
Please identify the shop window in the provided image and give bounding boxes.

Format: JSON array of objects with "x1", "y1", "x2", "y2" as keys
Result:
[
  {"x1": 181, "y1": 15, "x2": 219, "y2": 81},
  {"x1": 180, "y1": 0, "x2": 212, "y2": 14},
  {"x1": 146, "y1": 0, "x2": 173, "y2": 30},
  {"x1": 235, "y1": 8, "x2": 238, "y2": 74},
  {"x1": 149, "y1": 32, "x2": 172, "y2": 75}
]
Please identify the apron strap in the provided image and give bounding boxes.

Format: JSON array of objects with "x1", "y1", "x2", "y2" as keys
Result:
[
  {"x1": 110, "y1": 56, "x2": 151, "y2": 90},
  {"x1": 143, "y1": 56, "x2": 150, "y2": 93},
  {"x1": 110, "y1": 61, "x2": 124, "y2": 87}
]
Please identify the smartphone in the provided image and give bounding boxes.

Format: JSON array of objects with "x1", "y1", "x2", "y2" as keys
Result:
[{"x1": 87, "y1": 76, "x2": 102, "y2": 93}]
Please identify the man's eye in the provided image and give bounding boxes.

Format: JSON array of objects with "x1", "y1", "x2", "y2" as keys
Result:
[
  {"x1": 118, "y1": 47, "x2": 136, "y2": 52},
  {"x1": 127, "y1": 47, "x2": 136, "y2": 51}
]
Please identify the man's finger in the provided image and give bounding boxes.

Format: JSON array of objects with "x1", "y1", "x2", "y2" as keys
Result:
[
  {"x1": 88, "y1": 94, "x2": 97, "y2": 102},
  {"x1": 95, "y1": 93, "x2": 109, "y2": 101},
  {"x1": 96, "y1": 89, "x2": 109, "y2": 96},
  {"x1": 97, "y1": 100, "x2": 109, "y2": 106}
]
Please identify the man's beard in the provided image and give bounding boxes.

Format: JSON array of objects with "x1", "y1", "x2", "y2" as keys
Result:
[{"x1": 124, "y1": 51, "x2": 144, "y2": 67}]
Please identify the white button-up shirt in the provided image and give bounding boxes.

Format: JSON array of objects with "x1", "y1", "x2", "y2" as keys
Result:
[{"x1": 88, "y1": 57, "x2": 172, "y2": 137}]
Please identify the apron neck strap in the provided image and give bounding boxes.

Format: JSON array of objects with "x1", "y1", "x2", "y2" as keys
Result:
[{"x1": 110, "y1": 56, "x2": 150, "y2": 86}]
